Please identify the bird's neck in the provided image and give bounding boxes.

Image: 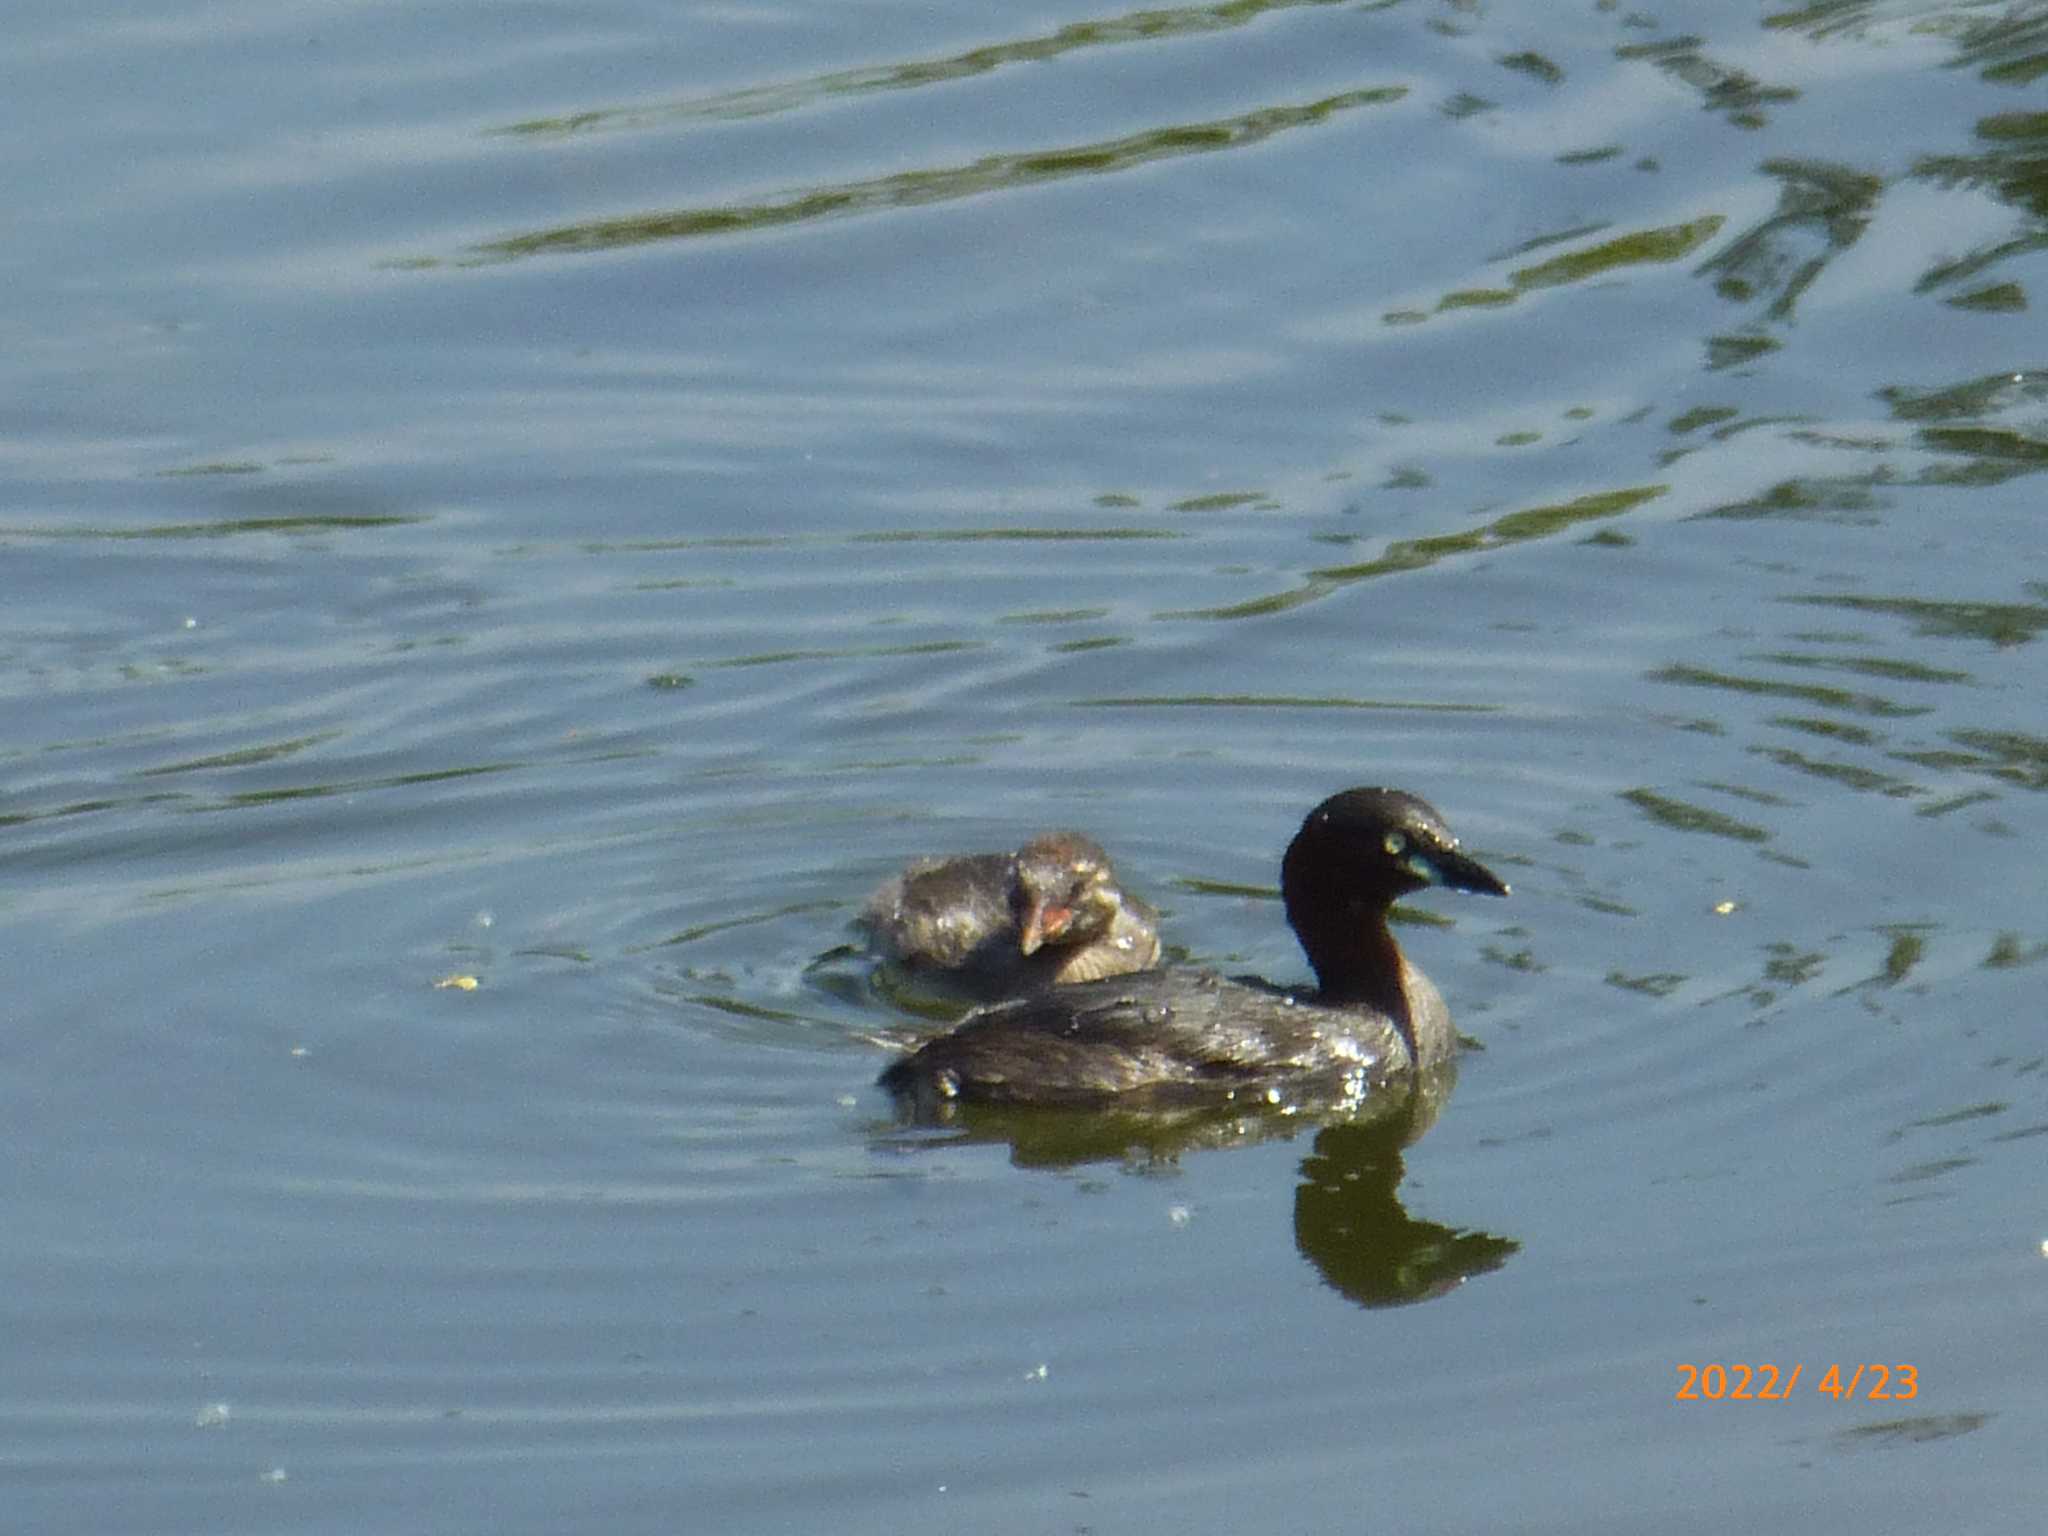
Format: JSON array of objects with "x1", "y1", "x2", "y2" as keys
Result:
[{"x1": 1296, "y1": 906, "x2": 1412, "y2": 1023}]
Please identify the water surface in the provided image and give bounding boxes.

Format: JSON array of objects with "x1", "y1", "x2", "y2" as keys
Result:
[{"x1": 5, "y1": 1, "x2": 2046, "y2": 1530}]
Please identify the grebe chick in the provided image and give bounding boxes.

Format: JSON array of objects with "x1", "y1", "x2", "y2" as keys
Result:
[{"x1": 859, "y1": 831, "x2": 1160, "y2": 998}]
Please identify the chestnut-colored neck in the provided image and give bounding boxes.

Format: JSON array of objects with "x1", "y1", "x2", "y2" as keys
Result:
[
  {"x1": 1287, "y1": 896, "x2": 1418, "y2": 1053},
  {"x1": 1282, "y1": 832, "x2": 1428, "y2": 1057}
]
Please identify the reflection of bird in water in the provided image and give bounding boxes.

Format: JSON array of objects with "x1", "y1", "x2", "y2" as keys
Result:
[
  {"x1": 1292, "y1": 1069, "x2": 1518, "y2": 1308},
  {"x1": 872, "y1": 1062, "x2": 1518, "y2": 1309},
  {"x1": 880, "y1": 788, "x2": 1507, "y2": 1109},
  {"x1": 857, "y1": 831, "x2": 1160, "y2": 1002}
]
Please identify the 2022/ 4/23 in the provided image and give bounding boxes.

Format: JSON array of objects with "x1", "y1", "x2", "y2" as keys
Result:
[{"x1": 1674, "y1": 1363, "x2": 1920, "y2": 1402}]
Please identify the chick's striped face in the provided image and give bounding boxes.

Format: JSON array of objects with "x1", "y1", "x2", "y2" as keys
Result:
[{"x1": 1012, "y1": 848, "x2": 1116, "y2": 952}]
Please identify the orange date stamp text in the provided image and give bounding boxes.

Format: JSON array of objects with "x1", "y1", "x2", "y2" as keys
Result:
[{"x1": 1675, "y1": 1363, "x2": 1918, "y2": 1402}]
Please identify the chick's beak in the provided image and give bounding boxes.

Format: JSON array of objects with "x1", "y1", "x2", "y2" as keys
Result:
[{"x1": 1017, "y1": 902, "x2": 1072, "y2": 955}]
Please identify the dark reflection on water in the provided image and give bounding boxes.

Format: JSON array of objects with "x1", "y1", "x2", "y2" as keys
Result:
[
  {"x1": 463, "y1": 86, "x2": 1406, "y2": 264},
  {"x1": 488, "y1": 0, "x2": 1373, "y2": 139},
  {"x1": 1400, "y1": 217, "x2": 1725, "y2": 323},
  {"x1": 1620, "y1": 33, "x2": 1802, "y2": 130},
  {"x1": 1702, "y1": 159, "x2": 1881, "y2": 322},
  {"x1": 1830, "y1": 1411, "x2": 1993, "y2": 1451},
  {"x1": 1797, "y1": 590, "x2": 2048, "y2": 648},
  {"x1": 10, "y1": 513, "x2": 420, "y2": 539},
  {"x1": 876, "y1": 1062, "x2": 1517, "y2": 1307},
  {"x1": 1293, "y1": 1090, "x2": 1519, "y2": 1309},
  {"x1": 1165, "y1": 485, "x2": 1668, "y2": 620}
]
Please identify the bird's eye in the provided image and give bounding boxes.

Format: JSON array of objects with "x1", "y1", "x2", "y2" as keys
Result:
[{"x1": 1383, "y1": 831, "x2": 1406, "y2": 858}]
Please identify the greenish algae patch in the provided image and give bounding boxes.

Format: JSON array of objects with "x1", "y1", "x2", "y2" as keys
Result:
[
  {"x1": 1510, "y1": 216, "x2": 1725, "y2": 291},
  {"x1": 1620, "y1": 788, "x2": 1769, "y2": 842}
]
